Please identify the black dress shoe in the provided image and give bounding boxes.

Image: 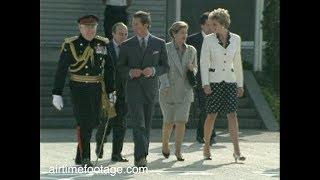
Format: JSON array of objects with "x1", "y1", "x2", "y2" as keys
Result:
[
  {"x1": 75, "y1": 153, "x2": 81, "y2": 165},
  {"x1": 210, "y1": 137, "x2": 217, "y2": 146},
  {"x1": 134, "y1": 157, "x2": 147, "y2": 167},
  {"x1": 111, "y1": 154, "x2": 129, "y2": 162},
  {"x1": 95, "y1": 144, "x2": 104, "y2": 159},
  {"x1": 81, "y1": 158, "x2": 93, "y2": 167},
  {"x1": 197, "y1": 136, "x2": 205, "y2": 143},
  {"x1": 175, "y1": 153, "x2": 185, "y2": 161},
  {"x1": 162, "y1": 150, "x2": 170, "y2": 158}
]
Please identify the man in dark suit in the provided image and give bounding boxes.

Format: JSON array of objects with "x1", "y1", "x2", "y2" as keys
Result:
[
  {"x1": 96, "y1": 22, "x2": 129, "y2": 162},
  {"x1": 186, "y1": 12, "x2": 217, "y2": 146},
  {"x1": 117, "y1": 11, "x2": 169, "y2": 167},
  {"x1": 102, "y1": 0, "x2": 132, "y2": 40}
]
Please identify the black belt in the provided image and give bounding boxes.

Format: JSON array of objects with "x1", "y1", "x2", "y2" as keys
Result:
[{"x1": 106, "y1": 5, "x2": 127, "y2": 11}]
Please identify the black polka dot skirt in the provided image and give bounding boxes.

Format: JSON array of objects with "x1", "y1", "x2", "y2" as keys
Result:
[{"x1": 205, "y1": 81, "x2": 238, "y2": 114}]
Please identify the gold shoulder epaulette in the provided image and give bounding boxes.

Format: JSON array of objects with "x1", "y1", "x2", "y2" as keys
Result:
[
  {"x1": 60, "y1": 36, "x2": 78, "y2": 53},
  {"x1": 95, "y1": 36, "x2": 109, "y2": 44},
  {"x1": 64, "y1": 36, "x2": 79, "y2": 43}
]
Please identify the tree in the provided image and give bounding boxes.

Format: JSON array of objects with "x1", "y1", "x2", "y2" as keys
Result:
[{"x1": 262, "y1": 0, "x2": 279, "y2": 93}]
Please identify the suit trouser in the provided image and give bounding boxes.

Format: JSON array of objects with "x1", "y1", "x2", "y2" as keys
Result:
[
  {"x1": 127, "y1": 103, "x2": 155, "y2": 160},
  {"x1": 96, "y1": 98, "x2": 127, "y2": 156},
  {"x1": 195, "y1": 88, "x2": 216, "y2": 139},
  {"x1": 103, "y1": 5, "x2": 128, "y2": 40}
]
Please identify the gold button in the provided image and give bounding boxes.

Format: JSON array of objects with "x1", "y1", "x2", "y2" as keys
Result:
[
  {"x1": 80, "y1": 43, "x2": 83, "y2": 46},
  {"x1": 100, "y1": 66, "x2": 102, "y2": 68},
  {"x1": 97, "y1": 81, "x2": 99, "y2": 83},
  {"x1": 85, "y1": 66, "x2": 88, "y2": 69},
  {"x1": 86, "y1": 73, "x2": 89, "y2": 76},
  {"x1": 85, "y1": 81, "x2": 88, "y2": 83},
  {"x1": 100, "y1": 57, "x2": 102, "y2": 60}
]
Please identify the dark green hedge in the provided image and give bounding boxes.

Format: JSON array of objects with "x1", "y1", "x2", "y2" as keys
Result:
[{"x1": 262, "y1": 0, "x2": 280, "y2": 93}]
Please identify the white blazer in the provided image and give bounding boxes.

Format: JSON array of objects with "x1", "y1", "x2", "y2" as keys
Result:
[{"x1": 200, "y1": 32, "x2": 244, "y2": 87}]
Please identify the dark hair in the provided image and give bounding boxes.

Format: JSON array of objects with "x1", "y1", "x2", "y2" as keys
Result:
[
  {"x1": 169, "y1": 21, "x2": 188, "y2": 39},
  {"x1": 111, "y1": 22, "x2": 127, "y2": 33},
  {"x1": 200, "y1": 12, "x2": 210, "y2": 25},
  {"x1": 133, "y1": 11, "x2": 151, "y2": 28}
]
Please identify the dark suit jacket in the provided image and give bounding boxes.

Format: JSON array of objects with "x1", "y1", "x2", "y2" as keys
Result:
[
  {"x1": 186, "y1": 32, "x2": 203, "y2": 88},
  {"x1": 107, "y1": 41, "x2": 126, "y2": 100},
  {"x1": 117, "y1": 34, "x2": 169, "y2": 104}
]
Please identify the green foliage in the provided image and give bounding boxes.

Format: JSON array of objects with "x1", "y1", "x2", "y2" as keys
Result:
[{"x1": 262, "y1": 0, "x2": 279, "y2": 93}]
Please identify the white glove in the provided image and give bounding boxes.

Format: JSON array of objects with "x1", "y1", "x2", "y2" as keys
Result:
[
  {"x1": 52, "y1": 95, "x2": 64, "y2": 110},
  {"x1": 108, "y1": 91, "x2": 117, "y2": 104}
]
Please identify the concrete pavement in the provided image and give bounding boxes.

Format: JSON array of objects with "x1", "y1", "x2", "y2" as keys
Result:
[{"x1": 40, "y1": 129, "x2": 279, "y2": 180}]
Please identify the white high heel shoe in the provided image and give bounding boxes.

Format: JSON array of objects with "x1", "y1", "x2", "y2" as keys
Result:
[{"x1": 233, "y1": 153, "x2": 246, "y2": 163}]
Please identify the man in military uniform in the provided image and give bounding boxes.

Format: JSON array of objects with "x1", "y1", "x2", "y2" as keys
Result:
[
  {"x1": 51, "y1": 15, "x2": 116, "y2": 167},
  {"x1": 95, "y1": 22, "x2": 129, "y2": 162}
]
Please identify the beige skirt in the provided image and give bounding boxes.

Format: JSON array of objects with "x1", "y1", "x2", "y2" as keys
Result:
[{"x1": 159, "y1": 101, "x2": 191, "y2": 123}]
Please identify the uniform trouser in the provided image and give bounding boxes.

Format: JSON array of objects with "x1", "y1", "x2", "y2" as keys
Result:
[
  {"x1": 76, "y1": 126, "x2": 93, "y2": 161},
  {"x1": 70, "y1": 82, "x2": 102, "y2": 162},
  {"x1": 103, "y1": 5, "x2": 128, "y2": 40},
  {"x1": 96, "y1": 98, "x2": 127, "y2": 156},
  {"x1": 127, "y1": 103, "x2": 155, "y2": 161},
  {"x1": 195, "y1": 88, "x2": 216, "y2": 139}
]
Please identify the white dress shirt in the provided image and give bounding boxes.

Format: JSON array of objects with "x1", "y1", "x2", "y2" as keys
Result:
[
  {"x1": 200, "y1": 32, "x2": 243, "y2": 87},
  {"x1": 201, "y1": 31, "x2": 207, "y2": 38},
  {"x1": 137, "y1": 32, "x2": 150, "y2": 47},
  {"x1": 113, "y1": 39, "x2": 120, "y2": 58},
  {"x1": 106, "y1": 0, "x2": 127, "y2": 6}
]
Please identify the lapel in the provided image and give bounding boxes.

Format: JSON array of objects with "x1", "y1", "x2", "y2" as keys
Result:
[
  {"x1": 108, "y1": 42, "x2": 117, "y2": 66},
  {"x1": 141, "y1": 34, "x2": 154, "y2": 67},
  {"x1": 169, "y1": 42, "x2": 184, "y2": 76},
  {"x1": 198, "y1": 33, "x2": 204, "y2": 47},
  {"x1": 133, "y1": 36, "x2": 144, "y2": 64}
]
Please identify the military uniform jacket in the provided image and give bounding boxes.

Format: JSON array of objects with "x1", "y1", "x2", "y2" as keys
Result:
[{"x1": 52, "y1": 34, "x2": 115, "y2": 96}]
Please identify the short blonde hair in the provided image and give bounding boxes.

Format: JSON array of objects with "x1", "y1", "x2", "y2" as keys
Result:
[
  {"x1": 209, "y1": 8, "x2": 231, "y2": 29},
  {"x1": 168, "y1": 21, "x2": 188, "y2": 38}
]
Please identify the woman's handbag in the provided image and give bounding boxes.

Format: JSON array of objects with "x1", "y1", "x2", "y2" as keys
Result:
[{"x1": 186, "y1": 69, "x2": 197, "y2": 87}]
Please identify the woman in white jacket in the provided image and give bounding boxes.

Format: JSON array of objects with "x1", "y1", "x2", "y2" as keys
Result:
[{"x1": 200, "y1": 8, "x2": 246, "y2": 162}]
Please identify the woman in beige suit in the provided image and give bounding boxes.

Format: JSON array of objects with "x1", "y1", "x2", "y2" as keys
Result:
[{"x1": 159, "y1": 21, "x2": 197, "y2": 161}]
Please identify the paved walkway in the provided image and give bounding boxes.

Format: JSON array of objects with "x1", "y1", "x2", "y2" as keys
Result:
[{"x1": 40, "y1": 129, "x2": 279, "y2": 180}]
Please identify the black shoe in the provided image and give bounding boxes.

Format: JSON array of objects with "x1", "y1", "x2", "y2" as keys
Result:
[
  {"x1": 196, "y1": 136, "x2": 205, "y2": 143},
  {"x1": 95, "y1": 143, "x2": 104, "y2": 159},
  {"x1": 210, "y1": 137, "x2": 217, "y2": 146},
  {"x1": 162, "y1": 150, "x2": 170, "y2": 158},
  {"x1": 134, "y1": 157, "x2": 147, "y2": 167},
  {"x1": 112, "y1": 154, "x2": 129, "y2": 162},
  {"x1": 81, "y1": 158, "x2": 93, "y2": 167},
  {"x1": 75, "y1": 153, "x2": 81, "y2": 165},
  {"x1": 175, "y1": 153, "x2": 185, "y2": 161}
]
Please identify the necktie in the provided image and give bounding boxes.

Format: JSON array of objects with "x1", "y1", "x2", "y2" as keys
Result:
[
  {"x1": 141, "y1": 37, "x2": 146, "y2": 52},
  {"x1": 115, "y1": 45, "x2": 119, "y2": 59}
]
